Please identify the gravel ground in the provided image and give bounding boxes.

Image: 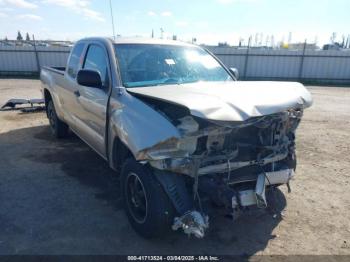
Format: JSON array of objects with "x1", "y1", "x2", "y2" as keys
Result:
[{"x1": 0, "y1": 79, "x2": 349, "y2": 255}]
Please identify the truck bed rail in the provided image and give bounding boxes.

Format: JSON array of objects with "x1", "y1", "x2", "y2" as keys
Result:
[{"x1": 42, "y1": 66, "x2": 65, "y2": 75}]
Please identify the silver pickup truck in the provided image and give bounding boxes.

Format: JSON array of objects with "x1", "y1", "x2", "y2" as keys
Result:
[{"x1": 41, "y1": 37, "x2": 312, "y2": 238}]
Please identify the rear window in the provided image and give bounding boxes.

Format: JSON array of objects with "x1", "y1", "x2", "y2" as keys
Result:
[{"x1": 67, "y1": 43, "x2": 85, "y2": 78}]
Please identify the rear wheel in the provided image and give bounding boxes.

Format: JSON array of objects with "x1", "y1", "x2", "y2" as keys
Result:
[
  {"x1": 121, "y1": 159, "x2": 176, "y2": 238},
  {"x1": 47, "y1": 100, "x2": 68, "y2": 138}
]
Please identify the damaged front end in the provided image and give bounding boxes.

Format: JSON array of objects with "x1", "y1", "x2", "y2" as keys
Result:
[
  {"x1": 146, "y1": 109, "x2": 301, "y2": 177},
  {"x1": 134, "y1": 101, "x2": 302, "y2": 237},
  {"x1": 124, "y1": 81, "x2": 312, "y2": 238}
]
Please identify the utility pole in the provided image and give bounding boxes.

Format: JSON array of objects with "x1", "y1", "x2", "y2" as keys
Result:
[
  {"x1": 243, "y1": 36, "x2": 251, "y2": 79},
  {"x1": 259, "y1": 32, "x2": 263, "y2": 46},
  {"x1": 32, "y1": 34, "x2": 41, "y2": 75},
  {"x1": 330, "y1": 32, "x2": 336, "y2": 44},
  {"x1": 265, "y1": 35, "x2": 269, "y2": 47},
  {"x1": 288, "y1": 32, "x2": 292, "y2": 44},
  {"x1": 298, "y1": 39, "x2": 307, "y2": 81},
  {"x1": 271, "y1": 35, "x2": 275, "y2": 48}
]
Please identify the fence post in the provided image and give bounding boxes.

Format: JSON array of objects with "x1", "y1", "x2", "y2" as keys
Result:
[
  {"x1": 243, "y1": 37, "x2": 251, "y2": 80},
  {"x1": 32, "y1": 34, "x2": 41, "y2": 76},
  {"x1": 298, "y1": 39, "x2": 307, "y2": 81}
]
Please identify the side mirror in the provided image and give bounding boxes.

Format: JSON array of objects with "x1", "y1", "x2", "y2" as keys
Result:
[
  {"x1": 229, "y1": 67, "x2": 239, "y2": 80},
  {"x1": 77, "y1": 69, "x2": 102, "y2": 88}
]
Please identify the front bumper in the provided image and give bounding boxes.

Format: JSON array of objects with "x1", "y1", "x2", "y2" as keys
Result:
[
  {"x1": 171, "y1": 168, "x2": 294, "y2": 238},
  {"x1": 233, "y1": 168, "x2": 294, "y2": 208},
  {"x1": 150, "y1": 151, "x2": 289, "y2": 177}
]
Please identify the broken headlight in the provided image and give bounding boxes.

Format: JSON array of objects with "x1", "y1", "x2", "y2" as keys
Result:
[
  {"x1": 142, "y1": 116, "x2": 200, "y2": 160},
  {"x1": 144, "y1": 137, "x2": 198, "y2": 160}
]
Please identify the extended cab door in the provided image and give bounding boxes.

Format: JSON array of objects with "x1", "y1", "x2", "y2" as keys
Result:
[
  {"x1": 59, "y1": 42, "x2": 86, "y2": 127},
  {"x1": 72, "y1": 43, "x2": 111, "y2": 158}
]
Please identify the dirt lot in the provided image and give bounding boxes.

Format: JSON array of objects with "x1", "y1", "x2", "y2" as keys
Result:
[{"x1": 0, "y1": 79, "x2": 349, "y2": 255}]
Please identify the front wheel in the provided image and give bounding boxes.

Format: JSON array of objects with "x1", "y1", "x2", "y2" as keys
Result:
[
  {"x1": 47, "y1": 100, "x2": 68, "y2": 138},
  {"x1": 121, "y1": 159, "x2": 176, "y2": 238}
]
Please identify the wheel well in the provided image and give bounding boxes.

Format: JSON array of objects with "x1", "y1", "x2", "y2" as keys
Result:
[
  {"x1": 43, "y1": 89, "x2": 52, "y2": 116},
  {"x1": 112, "y1": 137, "x2": 134, "y2": 173}
]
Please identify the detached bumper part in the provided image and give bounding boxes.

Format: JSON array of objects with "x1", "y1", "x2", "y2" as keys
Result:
[
  {"x1": 255, "y1": 173, "x2": 267, "y2": 208},
  {"x1": 233, "y1": 168, "x2": 294, "y2": 209},
  {"x1": 265, "y1": 168, "x2": 294, "y2": 185}
]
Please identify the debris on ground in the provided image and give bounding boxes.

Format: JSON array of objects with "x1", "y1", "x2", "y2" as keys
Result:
[{"x1": 1, "y1": 98, "x2": 44, "y2": 112}]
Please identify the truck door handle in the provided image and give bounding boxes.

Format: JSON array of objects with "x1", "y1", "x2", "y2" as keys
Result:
[{"x1": 74, "y1": 90, "x2": 80, "y2": 97}]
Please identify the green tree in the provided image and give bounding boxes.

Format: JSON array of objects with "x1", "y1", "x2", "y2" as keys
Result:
[
  {"x1": 17, "y1": 31, "x2": 23, "y2": 41},
  {"x1": 26, "y1": 32, "x2": 30, "y2": 41}
]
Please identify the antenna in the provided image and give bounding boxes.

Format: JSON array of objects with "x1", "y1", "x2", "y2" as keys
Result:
[{"x1": 109, "y1": 0, "x2": 116, "y2": 40}]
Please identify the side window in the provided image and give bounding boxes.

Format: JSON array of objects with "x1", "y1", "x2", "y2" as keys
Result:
[
  {"x1": 83, "y1": 45, "x2": 109, "y2": 88},
  {"x1": 67, "y1": 43, "x2": 84, "y2": 78}
]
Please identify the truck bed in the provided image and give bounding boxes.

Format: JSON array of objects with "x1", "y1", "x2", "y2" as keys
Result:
[{"x1": 41, "y1": 67, "x2": 67, "y2": 96}]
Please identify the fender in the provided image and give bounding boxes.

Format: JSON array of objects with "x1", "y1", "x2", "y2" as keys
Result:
[{"x1": 107, "y1": 87, "x2": 181, "y2": 167}]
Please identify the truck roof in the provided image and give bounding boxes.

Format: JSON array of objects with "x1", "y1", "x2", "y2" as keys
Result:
[{"x1": 78, "y1": 36, "x2": 196, "y2": 47}]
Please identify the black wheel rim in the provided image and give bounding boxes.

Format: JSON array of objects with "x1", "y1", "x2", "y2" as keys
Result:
[{"x1": 126, "y1": 172, "x2": 148, "y2": 223}]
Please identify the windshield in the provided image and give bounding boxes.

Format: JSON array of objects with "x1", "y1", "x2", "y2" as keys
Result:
[{"x1": 114, "y1": 44, "x2": 233, "y2": 88}]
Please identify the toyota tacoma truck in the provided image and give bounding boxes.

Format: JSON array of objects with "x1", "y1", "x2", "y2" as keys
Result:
[{"x1": 41, "y1": 37, "x2": 312, "y2": 238}]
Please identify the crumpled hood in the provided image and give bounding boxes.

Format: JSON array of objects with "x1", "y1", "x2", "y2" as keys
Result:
[{"x1": 127, "y1": 81, "x2": 313, "y2": 121}]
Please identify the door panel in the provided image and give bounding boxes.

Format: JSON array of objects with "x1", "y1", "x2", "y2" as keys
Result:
[
  {"x1": 73, "y1": 43, "x2": 110, "y2": 158},
  {"x1": 75, "y1": 86, "x2": 108, "y2": 156},
  {"x1": 59, "y1": 77, "x2": 80, "y2": 127}
]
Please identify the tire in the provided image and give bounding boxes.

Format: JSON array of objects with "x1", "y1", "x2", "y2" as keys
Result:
[
  {"x1": 121, "y1": 159, "x2": 176, "y2": 238},
  {"x1": 47, "y1": 100, "x2": 68, "y2": 138}
]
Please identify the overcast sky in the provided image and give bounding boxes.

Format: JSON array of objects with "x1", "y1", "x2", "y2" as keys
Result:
[{"x1": 0, "y1": 0, "x2": 348, "y2": 45}]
